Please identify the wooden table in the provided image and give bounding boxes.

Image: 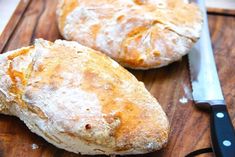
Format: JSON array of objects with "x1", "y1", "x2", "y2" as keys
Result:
[{"x1": 0, "y1": 0, "x2": 234, "y2": 156}]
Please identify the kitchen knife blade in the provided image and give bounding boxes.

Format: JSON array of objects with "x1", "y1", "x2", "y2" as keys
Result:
[{"x1": 188, "y1": 0, "x2": 235, "y2": 157}]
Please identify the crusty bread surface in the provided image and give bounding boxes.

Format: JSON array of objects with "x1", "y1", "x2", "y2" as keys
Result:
[
  {"x1": 57, "y1": 0, "x2": 202, "y2": 69},
  {"x1": 0, "y1": 39, "x2": 169, "y2": 155}
]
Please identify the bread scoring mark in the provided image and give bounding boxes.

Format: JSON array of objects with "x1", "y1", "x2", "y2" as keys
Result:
[
  {"x1": 7, "y1": 47, "x2": 32, "y2": 109},
  {"x1": 7, "y1": 46, "x2": 36, "y2": 94},
  {"x1": 7, "y1": 48, "x2": 30, "y2": 60},
  {"x1": 1, "y1": 40, "x2": 170, "y2": 154},
  {"x1": 120, "y1": 25, "x2": 156, "y2": 67},
  {"x1": 58, "y1": 0, "x2": 202, "y2": 69},
  {"x1": 126, "y1": 26, "x2": 149, "y2": 38},
  {"x1": 6, "y1": 46, "x2": 47, "y2": 119},
  {"x1": 7, "y1": 48, "x2": 31, "y2": 94},
  {"x1": 7, "y1": 65, "x2": 26, "y2": 92}
]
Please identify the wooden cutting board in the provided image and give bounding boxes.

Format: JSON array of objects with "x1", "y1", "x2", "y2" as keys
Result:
[
  {"x1": 0, "y1": 0, "x2": 235, "y2": 157},
  {"x1": 0, "y1": 0, "x2": 30, "y2": 53},
  {"x1": 206, "y1": 0, "x2": 235, "y2": 15}
]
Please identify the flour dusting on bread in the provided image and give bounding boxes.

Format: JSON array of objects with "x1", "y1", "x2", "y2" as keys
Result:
[
  {"x1": 0, "y1": 39, "x2": 169, "y2": 155},
  {"x1": 57, "y1": 0, "x2": 202, "y2": 69}
]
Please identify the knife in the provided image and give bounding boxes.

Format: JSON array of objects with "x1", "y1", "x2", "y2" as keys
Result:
[{"x1": 188, "y1": 0, "x2": 235, "y2": 156}]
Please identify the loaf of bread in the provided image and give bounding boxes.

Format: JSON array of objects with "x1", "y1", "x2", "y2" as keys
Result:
[
  {"x1": 0, "y1": 39, "x2": 169, "y2": 155},
  {"x1": 56, "y1": 0, "x2": 202, "y2": 69}
]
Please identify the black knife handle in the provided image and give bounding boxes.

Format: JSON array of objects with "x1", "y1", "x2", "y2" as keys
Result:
[{"x1": 211, "y1": 105, "x2": 235, "y2": 157}]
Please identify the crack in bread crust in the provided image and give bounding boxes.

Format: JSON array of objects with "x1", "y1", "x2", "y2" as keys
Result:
[
  {"x1": 57, "y1": 0, "x2": 202, "y2": 69},
  {"x1": 4, "y1": 46, "x2": 47, "y2": 119},
  {"x1": 0, "y1": 39, "x2": 170, "y2": 155}
]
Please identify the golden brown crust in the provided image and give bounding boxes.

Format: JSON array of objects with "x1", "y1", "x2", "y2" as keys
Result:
[
  {"x1": 57, "y1": 0, "x2": 202, "y2": 69},
  {"x1": 0, "y1": 39, "x2": 169, "y2": 155},
  {"x1": 57, "y1": 0, "x2": 79, "y2": 33}
]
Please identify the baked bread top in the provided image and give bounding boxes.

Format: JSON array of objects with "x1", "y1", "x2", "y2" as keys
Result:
[
  {"x1": 57, "y1": 0, "x2": 202, "y2": 69},
  {"x1": 0, "y1": 39, "x2": 169, "y2": 155}
]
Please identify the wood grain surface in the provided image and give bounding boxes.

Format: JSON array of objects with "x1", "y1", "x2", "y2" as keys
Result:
[
  {"x1": 0, "y1": 0, "x2": 30, "y2": 53},
  {"x1": 206, "y1": 0, "x2": 235, "y2": 16},
  {"x1": 207, "y1": 8, "x2": 235, "y2": 16},
  {"x1": 0, "y1": 0, "x2": 235, "y2": 157}
]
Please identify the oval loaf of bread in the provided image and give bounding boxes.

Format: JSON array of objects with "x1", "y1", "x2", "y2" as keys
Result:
[
  {"x1": 57, "y1": 0, "x2": 202, "y2": 69},
  {"x1": 0, "y1": 39, "x2": 169, "y2": 155}
]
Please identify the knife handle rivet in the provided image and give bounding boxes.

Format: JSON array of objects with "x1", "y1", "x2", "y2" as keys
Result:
[
  {"x1": 223, "y1": 140, "x2": 232, "y2": 147},
  {"x1": 216, "y1": 112, "x2": 224, "y2": 118}
]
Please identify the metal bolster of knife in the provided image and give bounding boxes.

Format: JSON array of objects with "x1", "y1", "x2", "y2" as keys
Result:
[{"x1": 195, "y1": 100, "x2": 226, "y2": 109}]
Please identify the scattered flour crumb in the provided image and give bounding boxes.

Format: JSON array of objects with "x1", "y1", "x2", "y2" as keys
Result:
[
  {"x1": 179, "y1": 96, "x2": 188, "y2": 104},
  {"x1": 178, "y1": 83, "x2": 193, "y2": 105},
  {"x1": 31, "y1": 143, "x2": 39, "y2": 150},
  {"x1": 183, "y1": 83, "x2": 193, "y2": 100}
]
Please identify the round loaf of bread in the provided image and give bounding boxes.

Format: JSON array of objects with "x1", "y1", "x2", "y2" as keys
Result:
[{"x1": 57, "y1": 0, "x2": 202, "y2": 69}]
